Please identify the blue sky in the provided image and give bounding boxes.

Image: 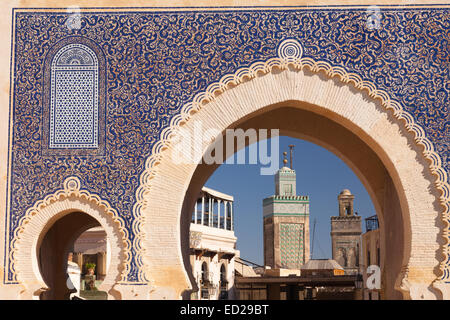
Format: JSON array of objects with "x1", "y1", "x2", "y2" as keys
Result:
[{"x1": 204, "y1": 136, "x2": 375, "y2": 265}]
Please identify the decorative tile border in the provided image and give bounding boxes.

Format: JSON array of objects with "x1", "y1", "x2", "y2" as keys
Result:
[{"x1": 5, "y1": 8, "x2": 449, "y2": 284}]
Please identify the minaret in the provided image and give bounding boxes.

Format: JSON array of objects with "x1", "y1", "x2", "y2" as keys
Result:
[
  {"x1": 263, "y1": 149, "x2": 310, "y2": 269},
  {"x1": 330, "y1": 189, "x2": 362, "y2": 274}
]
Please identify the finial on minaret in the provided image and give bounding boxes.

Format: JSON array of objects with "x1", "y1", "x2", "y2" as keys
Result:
[
  {"x1": 283, "y1": 152, "x2": 288, "y2": 166},
  {"x1": 289, "y1": 145, "x2": 295, "y2": 169}
]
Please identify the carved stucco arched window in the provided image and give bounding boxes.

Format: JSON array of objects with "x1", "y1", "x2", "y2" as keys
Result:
[
  {"x1": 219, "y1": 264, "x2": 227, "y2": 286},
  {"x1": 219, "y1": 264, "x2": 228, "y2": 300},
  {"x1": 201, "y1": 262, "x2": 209, "y2": 283},
  {"x1": 49, "y1": 44, "x2": 99, "y2": 149}
]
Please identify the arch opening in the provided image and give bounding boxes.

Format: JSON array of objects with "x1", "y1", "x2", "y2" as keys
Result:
[{"x1": 181, "y1": 105, "x2": 414, "y2": 299}]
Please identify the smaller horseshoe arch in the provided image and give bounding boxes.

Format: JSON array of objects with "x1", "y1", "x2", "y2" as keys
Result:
[{"x1": 10, "y1": 177, "x2": 130, "y2": 299}]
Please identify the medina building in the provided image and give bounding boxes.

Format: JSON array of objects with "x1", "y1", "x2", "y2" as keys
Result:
[
  {"x1": 189, "y1": 186, "x2": 237, "y2": 300},
  {"x1": 0, "y1": 1, "x2": 448, "y2": 300},
  {"x1": 330, "y1": 189, "x2": 362, "y2": 275},
  {"x1": 362, "y1": 215, "x2": 381, "y2": 300}
]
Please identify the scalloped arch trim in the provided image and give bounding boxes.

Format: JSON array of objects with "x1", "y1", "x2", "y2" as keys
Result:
[
  {"x1": 133, "y1": 39, "x2": 450, "y2": 282},
  {"x1": 11, "y1": 176, "x2": 131, "y2": 286}
]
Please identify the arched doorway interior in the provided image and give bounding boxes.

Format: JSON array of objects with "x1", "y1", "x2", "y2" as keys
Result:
[{"x1": 38, "y1": 211, "x2": 101, "y2": 299}]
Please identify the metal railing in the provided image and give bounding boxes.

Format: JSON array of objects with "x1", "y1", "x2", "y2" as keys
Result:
[{"x1": 365, "y1": 215, "x2": 379, "y2": 232}]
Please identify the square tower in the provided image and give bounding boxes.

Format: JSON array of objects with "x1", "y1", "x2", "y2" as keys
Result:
[
  {"x1": 330, "y1": 189, "x2": 362, "y2": 275},
  {"x1": 263, "y1": 163, "x2": 310, "y2": 269}
]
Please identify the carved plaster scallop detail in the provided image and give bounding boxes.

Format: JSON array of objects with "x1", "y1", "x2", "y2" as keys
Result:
[{"x1": 11, "y1": 176, "x2": 131, "y2": 289}]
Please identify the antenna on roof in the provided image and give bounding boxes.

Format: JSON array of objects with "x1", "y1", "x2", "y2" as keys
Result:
[{"x1": 288, "y1": 145, "x2": 294, "y2": 169}]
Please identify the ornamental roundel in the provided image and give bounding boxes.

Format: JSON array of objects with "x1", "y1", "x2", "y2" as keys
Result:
[{"x1": 277, "y1": 39, "x2": 303, "y2": 62}]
